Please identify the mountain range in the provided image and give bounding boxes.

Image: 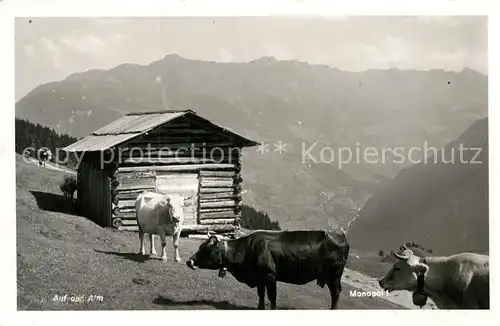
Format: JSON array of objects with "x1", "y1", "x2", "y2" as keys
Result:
[{"x1": 15, "y1": 54, "x2": 488, "y2": 239}]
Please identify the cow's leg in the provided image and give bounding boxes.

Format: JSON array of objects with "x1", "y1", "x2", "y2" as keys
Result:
[
  {"x1": 257, "y1": 285, "x2": 266, "y2": 310},
  {"x1": 173, "y1": 227, "x2": 182, "y2": 263},
  {"x1": 327, "y1": 266, "x2": 345, "y2": 309},
  {"x1": 149, "y1": 234, "x2": 157, "y2": 256},
  {"x1": 158, "y1": 229, "x2": 167, "y2": 261},
  {"x1": 266, "y1": 281, "x2": 277, "y2": 310},
  {"x1": 138, "y1": 230, "x2": 146, "y2": 256}
]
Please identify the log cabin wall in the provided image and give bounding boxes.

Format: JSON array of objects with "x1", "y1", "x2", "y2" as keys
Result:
[
  {"x1": 77, "y1": 154, "x2": 112, "y2": 227},
  {"x1": 111, "y1": 114, "x2": 246, "y2": 234}
]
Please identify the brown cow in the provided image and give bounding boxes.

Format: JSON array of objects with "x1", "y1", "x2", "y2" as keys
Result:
[{"x1": 186, "y1": 229, "x2": 350, "y2": 309}]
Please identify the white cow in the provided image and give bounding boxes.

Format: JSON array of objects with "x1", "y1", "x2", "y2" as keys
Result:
[
  {"x1": 135, "y1": 191, "x2": 187, "y2": 262},
  {"x1": 378, "y1": 245, "x2": 489, "y2": 309}
]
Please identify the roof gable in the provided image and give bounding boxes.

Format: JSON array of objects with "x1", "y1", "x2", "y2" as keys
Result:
[{"x1": 63, "y1": 109, "x2": 259, "y2": 152}]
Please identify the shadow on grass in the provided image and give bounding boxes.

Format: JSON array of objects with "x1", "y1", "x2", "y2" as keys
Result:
[
  {"x1": 30, "y1": 191, "x2": 78, "y2": 216},
  {"x1": 153, "y1": 295, "x2": 254, "y2": 310},
  {"x1": 94, "y1": 249, "x2": 151, "y2": 263}
]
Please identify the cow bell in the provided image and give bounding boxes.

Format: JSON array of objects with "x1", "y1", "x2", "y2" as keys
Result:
[
  {"x1": 412, "y1": 292, "x2": 428, "y2": 308},
  {"x1": 218, "y1": 268, "x2": 227, "y2": 278}
]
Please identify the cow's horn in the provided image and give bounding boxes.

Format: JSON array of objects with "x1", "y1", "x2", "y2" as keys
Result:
[
  {"x1": 207, "y1": 231, "x2": 213, "y2": 237},
  {"x1": 394, "y1": 251, "x2": 410, "y2": 260}
]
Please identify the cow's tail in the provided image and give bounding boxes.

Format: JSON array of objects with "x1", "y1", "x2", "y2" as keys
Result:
[
  {"x1": 135, "y1": 194, "x2": 145, "y2": 233},
  {"x1": 135, "y1": 194, "x2": 143, "y2": 212}
]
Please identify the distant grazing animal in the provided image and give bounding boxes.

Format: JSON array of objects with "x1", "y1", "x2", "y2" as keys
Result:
[
  {"x1": 60, "y1": 175, "x2": 77, "y2": 206},
  {"x1": 38, "y1": 149, "x2": 52, "y2": 166},
  {"x1": 135, "y1": 191, "x2": 189, "y2": 262},
  {"x1": 378, "y1": 245, "x2": 489, "y2": 309},
  {"x1": 186, "y1": 229, "x2": 350, "y2": 309}
]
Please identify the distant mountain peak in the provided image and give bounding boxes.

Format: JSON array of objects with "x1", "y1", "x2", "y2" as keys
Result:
[
  {"x1": 162, "y1": 53, "x2": 188, "y2": 61},
  {"x1": 460, "y1": 67, "x2": 487, "y2": 77},
  {"x1": 251, "y1": 56, "x2": 279, "y2": 64}
]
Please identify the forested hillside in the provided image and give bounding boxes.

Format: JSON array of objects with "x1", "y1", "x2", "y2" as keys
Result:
[
  {"x1": 15, "y1": 118, "x2": 78, "y2": 165},
  {"x1": 240, "y1": 205, "x2": 281, "y2": 230}
]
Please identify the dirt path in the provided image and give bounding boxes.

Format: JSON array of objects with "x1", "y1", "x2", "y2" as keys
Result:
[{"x1": 23, "y1": 157, "x2": 76, "y2": 175}]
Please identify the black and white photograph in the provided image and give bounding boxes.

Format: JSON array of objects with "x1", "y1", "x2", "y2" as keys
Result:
[{"x1": 0, "y1": 0, "x2": 495, "y2": 321}]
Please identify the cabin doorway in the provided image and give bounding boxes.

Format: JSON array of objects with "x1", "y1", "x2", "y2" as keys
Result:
[{"x1": 154, "y1": 172, "x2": 199, "y2": 227}]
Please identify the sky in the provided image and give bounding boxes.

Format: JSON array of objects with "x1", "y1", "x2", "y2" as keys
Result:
[{"x1": 15, "y1": 16, "x2": 487, "y2": 101}]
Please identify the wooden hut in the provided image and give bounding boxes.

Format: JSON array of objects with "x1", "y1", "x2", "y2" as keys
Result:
[{"x1": 63, "y1": 109, "x2": 259, "y2": 236}]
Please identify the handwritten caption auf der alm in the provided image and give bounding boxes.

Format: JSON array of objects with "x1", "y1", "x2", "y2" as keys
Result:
[{"x1": 52, "y1": 294, "x2": 104, "y2": 303}]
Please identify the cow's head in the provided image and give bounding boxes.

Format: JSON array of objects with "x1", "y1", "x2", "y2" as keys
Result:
[
  {"x1": 186, "y1": 232, "x2": 225, "y2": 270},
  {"x1": 378, "y1": 245, "x2": 429, "y2": 292},
  {"x1": 159, "y1": 195, "x2": 182, "y2": 223}
]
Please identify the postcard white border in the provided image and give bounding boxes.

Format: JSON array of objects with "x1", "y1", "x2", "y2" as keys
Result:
[{"x1": 0, "y1": 0, "x2": 497, "y2": 325}]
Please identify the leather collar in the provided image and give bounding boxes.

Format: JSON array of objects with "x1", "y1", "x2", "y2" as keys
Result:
[
  {"x1": 221, "y1": 240, "x2": 229, "y2": 268},
  {"x1": 417, "y1": 257, "x2": 427, "y2": 293}
]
